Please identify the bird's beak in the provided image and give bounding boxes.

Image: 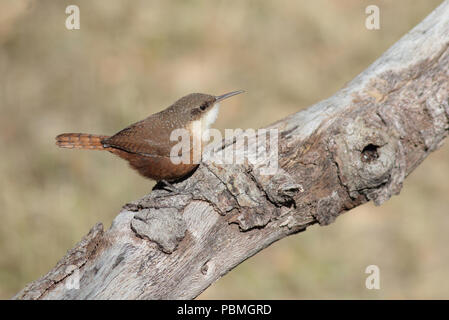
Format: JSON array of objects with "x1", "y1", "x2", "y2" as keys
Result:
[{"x1": 215, "y1": 90, "x2": 245, "y2": 103}]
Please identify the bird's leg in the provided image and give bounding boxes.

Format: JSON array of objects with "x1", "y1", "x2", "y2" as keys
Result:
[
  {"x1": 155, "y1": 162, "x2": 205, "y2": 195},
  {"x1": 157, "y1": 179, "x2": 182, "y2": 193},
  {"x1": 155, "y1": 177, "x2": 201, "y2": 196}
]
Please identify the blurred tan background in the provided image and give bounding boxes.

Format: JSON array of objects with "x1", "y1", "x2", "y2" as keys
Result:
[{"x1": 0, "y1": 0, "x2": 448, "y2": 299}]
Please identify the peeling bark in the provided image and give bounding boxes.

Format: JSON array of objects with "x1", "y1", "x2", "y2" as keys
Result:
[{"x1": 13, "y1": 1, "x2": 449, "y2": 300}]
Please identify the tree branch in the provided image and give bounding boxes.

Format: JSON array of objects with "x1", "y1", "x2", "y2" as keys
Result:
[{"x1": 14, "y1": 1, "x2": 449, "y2": 300}]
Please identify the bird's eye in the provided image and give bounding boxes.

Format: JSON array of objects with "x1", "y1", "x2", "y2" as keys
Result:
[{"x1": 199, "y1": 103, "x2": 207, "y2": 111}]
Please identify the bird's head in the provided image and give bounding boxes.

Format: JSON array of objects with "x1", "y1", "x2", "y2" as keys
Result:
[{"x1": 170, "y1": 90, "x2": 244, "y2": 130}]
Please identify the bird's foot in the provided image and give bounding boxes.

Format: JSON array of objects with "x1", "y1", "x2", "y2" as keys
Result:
[
  {"x1": 157, "y1": 180, "x2": 181, "y2": 192},
  {"x1": 155, "y1": 179, "x2": 196, "y2": 196}
]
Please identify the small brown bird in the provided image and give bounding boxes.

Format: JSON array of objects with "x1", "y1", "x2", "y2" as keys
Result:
[{"x1": 56, "y1": 91, "x2": 244, "y2": 183}]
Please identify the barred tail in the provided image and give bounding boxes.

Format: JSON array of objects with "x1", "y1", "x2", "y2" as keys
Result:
[{"x1": 55, "y1": 133, "x2": 110, "y2": 150}]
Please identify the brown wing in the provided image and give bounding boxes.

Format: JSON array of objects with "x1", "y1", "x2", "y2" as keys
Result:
[{"x1": 102, "y1": 117, "x2": 175, "y2": 157}]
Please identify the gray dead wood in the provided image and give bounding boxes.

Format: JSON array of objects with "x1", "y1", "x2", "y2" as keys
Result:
[{"x1": 13, "y1": 1, "x2": 449, "y2": 299}]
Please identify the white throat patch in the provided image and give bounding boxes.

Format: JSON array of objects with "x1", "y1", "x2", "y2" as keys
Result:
[
  {"x1": 190, "y1": 103, "x2": 221, "y2": 143},
  {"x1": 201, "y1": 103, "x2": 220, "y2": 131}
]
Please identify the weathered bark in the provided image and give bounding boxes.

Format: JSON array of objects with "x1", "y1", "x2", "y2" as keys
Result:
[{"x1": 14, "y1": 1, "x2": 449, "y2": 300}]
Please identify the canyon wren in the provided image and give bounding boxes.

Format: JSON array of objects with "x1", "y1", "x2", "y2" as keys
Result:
[{"x1": 55, "y1": 91, "x2": 244, "y2": 182}]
